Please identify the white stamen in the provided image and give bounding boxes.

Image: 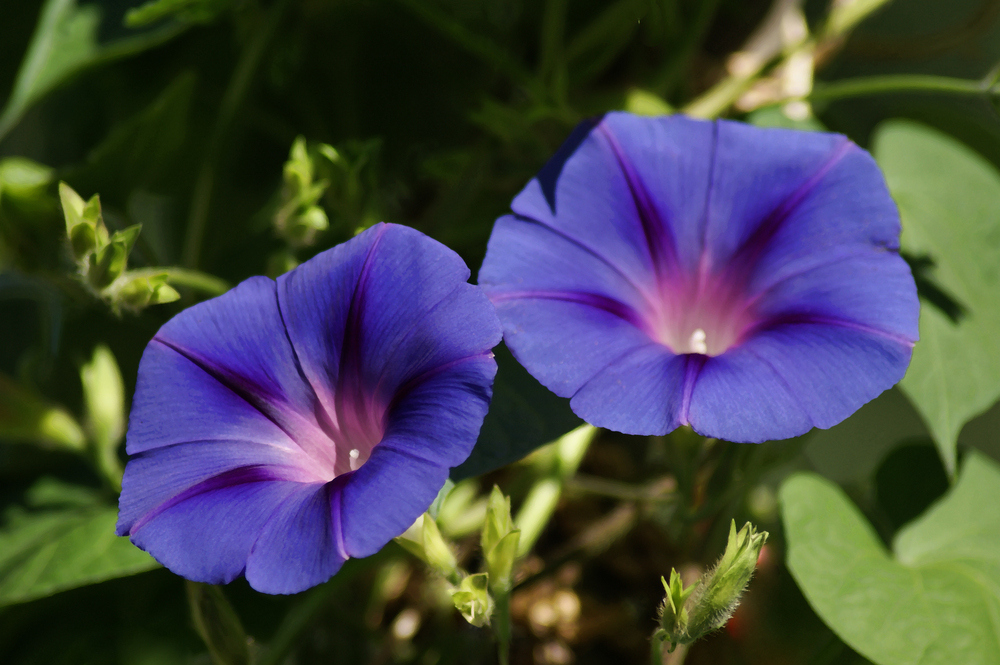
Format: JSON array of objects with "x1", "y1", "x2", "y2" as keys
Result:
[
  {"x1": 689, "y1": 328, "x2": 708, "y2": 355},
  {"x1": 349, "y1": 448, "x2": 361, "y2": 471}
]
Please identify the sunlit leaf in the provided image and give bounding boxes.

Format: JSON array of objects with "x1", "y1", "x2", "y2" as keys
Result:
[
  {"x1": 0, "y1": 480, "x2": 159, "y2": 606},
  {"x1": 874, "y1": 121, "x2": 1000, "y2": 477},
  {"x1": 781, "y1": 452, "x2": 1000, "y2": 665}
]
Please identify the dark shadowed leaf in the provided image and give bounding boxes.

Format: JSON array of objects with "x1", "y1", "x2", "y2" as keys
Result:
[
  {"x1": 451, "y1": 343, "x2": 580, "y2": 480},
  {"x1": 0, "y1": 0, "x2": 186, "y2": 143}
]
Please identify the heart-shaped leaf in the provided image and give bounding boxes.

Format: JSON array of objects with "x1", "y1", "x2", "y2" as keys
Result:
[
  {"x1": 781, "y1": 452, "x2": 1000, "y2": 665},
  {"x1": 0, "y1": 480, "x2": 159, "y2": 606},
  {"x1": 874, "y1": 121, "x2": 1000, "y2": 477}
]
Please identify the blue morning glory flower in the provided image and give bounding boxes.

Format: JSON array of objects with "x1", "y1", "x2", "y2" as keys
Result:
[
  {"x1": 479, "y1": 113, "x2": 919, "y2": 443},
  {"x1": 117, "y1": 223, "x2": 502, "y2": 594}
]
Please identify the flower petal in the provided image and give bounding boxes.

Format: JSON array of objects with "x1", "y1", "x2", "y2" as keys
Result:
[
  {"x1": 126, "y1": 341, "x2": 296, "y2": 454},
  {"x1": 385, "y1": 354, "x2": 497, "y2": 468},
  {"x1": 706, "y1": 122, "x2": 903, "y2": 287},
  {"x1": 480, "y1": 214, "x2": 654, "y2": 322},
  {"x1": 133, "y1": 276, "x2": 334, "y2": 472},
  {"x1": 117, "y1": 440, "x2": 307, "y2": 535},
  {"x1": 508, "y1": 113, "x2": 715, "y2": 285},
  {"x1": 245, "y1": 481, "x2": 346, "y2": 594},
  {"x1": 687, "y1": 323, "x2": 912, "y2": 442},
  {"x1": 685, "y1": 348, "x2": 812, "y2": 443},
  {"x1": 752, "y1": 252, "x2": 919, "y2": 342},
  {"x1": 339, "y1": 443, "x2": 448, "y2": 558},
  {"x1": 569, "y1": 343, "x2": 689, "y2": 435},
  {"x1": 128, "y1": 471, "x2": 303, "y2": 585},
  {"x1": 491, "y1": 297, "x2": 652, "y2": 398}
]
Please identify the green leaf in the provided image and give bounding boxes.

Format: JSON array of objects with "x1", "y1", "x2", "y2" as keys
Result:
[
  {"x1": 0, "y1": 484, "x2": 159, "y2": 606},
  {"x1": 781, "y1": 452, "x2": 1000, "y2": 665},
  {"x1": 451, "y1": 343, "x2": 581, "y2": 480},
  {"x1": 0, "y1": 0, "x2": 187, "y2": 143},
  {"x1": 126, "y1": 0, "x2": 232, "y2": 28},
  {"x1": 873, "y1": 121, "x2": 1000, "y2": 477},
  {"x1": 0, "y1": 0, "x2": 101, "y2": 142}
]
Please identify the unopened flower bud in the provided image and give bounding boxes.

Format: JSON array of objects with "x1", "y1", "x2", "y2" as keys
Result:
[
  {"x1": 685, "y1": 521, "x2": 767, "y2": 640},
  {"x1": 481, "y1": 486, "x2": 519, "y2": 592},
  {"x1": 395, "y1": 513, "x2": 459, "y2": 582},
  {"x1": 654, "y1": 521, "x2": 767, "y2": 650},
  {"x1": 117, "y1": 273, "x2": 181, "y2": 311},
  {"x1": 59, "y1": 182, "x2": 106, "y2": 262}
]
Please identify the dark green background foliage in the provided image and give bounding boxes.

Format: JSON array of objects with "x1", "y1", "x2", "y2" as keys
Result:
[{"x1": 2, "y1": 0, "x2": 1000, "y2": 663}]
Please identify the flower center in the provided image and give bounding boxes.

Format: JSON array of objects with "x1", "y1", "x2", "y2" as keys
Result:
[{"x1": 646, "y1": 273, "x2": 755, "y2": 357}]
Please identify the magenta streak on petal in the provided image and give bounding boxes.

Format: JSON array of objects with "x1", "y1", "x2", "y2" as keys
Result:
[
  {"x1": 595, "y1": 120, "x2": 681, "y2": 284},
  {"x1": 150, "y1": 338, "x2": 336, "y2": 478},
  {"x1": 508, "y1": 214, "x2": 662, "y2": 314},
  {"x1": 724, "y1": 138, "x2": 854, "y2": 280},
  {"x1": 329, "y1": 474, "x2": 351, "y2": 560},
  {"x1": 747, "y1": 312, "x2": 917, "y2": 347},
  {"x1": 643, "y1": 137, "x2": 856, "y2": 358},
  {"x1": 332, "y1": 224, "x2": 390, "y2": 477},
  {"x1": 388, "y1": 351, "x2": 496, "y2": 414},
  {"x1": 129, "y1": 464, "x2": 306, "y2": 534},
  {"x1": 491, "y1": 289, "x2": 650, "y2": 332},
  {"x1": 679, "y1": 354, "x2": 706, "y2": 426}
]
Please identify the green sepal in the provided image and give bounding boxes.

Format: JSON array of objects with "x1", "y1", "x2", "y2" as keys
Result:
[
  {"x1": 59, "y1": 182, "x2": 103, "y2": 260},
  {"x1": 116, "y1": 273, "x2": 180, "y2": 311},
  {"x1": 657, "y1": 569, "x2": 697, "y2": 651},
  {"x1": 481, "y1": 486, "x2": 515, "y2": 556},
  {"x1": 485, "y1": 530, "x2": 520, "y2": 593},
  {"x1": 451, "y1": 573, "x2": 494, "y2": 628}
]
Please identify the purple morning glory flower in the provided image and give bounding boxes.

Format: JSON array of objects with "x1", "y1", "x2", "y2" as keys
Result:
[
  {"x1": 480, "y1": 113, "x2": 919, "y2": 443},
  {"x1": 117, "y1": 223, "x2": 502, "y2": 594}
]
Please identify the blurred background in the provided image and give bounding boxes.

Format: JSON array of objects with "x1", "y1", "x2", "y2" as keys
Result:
[{"x1": 2, "y1": 0, "x2": 1000, "y2": 663}]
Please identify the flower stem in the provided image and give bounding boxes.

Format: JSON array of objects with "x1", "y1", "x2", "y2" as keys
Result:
[
  {"x1": 810, "y1": 74, "x2": 993, "y2": 101},
  {"x1": 682, "y1": 0, "x2": 898, "y2": 119},
  {"x1": 494, "y1": 589, "x2": 512, "y2": 665},
  {"x1": 127, "y1": 267, "x2": 230, "y2": 296},
  {"x1": 514, "y1": 424, "x2": 597, "y2": 557}
]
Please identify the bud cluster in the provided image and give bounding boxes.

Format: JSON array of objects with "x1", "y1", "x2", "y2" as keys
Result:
[
  {"x1": 274, "y1": 137, "x2": 334, "y2": 249},
  {"x1": 59, "y1": 183, "x2": 179, "y2": 313},
  {"x1": 396, "y1": 485, "x2": 522, "y2": 630},
  {"x1": 655, "y1": 521, "x2": 768, "y2": 652}
]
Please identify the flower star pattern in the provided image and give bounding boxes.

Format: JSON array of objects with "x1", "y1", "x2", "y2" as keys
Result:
[
  {"x1": 480, "y1": 113, "x2": 919, "y2": 442},
  {"x1": 117, "y1": 223, "x2": 502, "y2": 594}
]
